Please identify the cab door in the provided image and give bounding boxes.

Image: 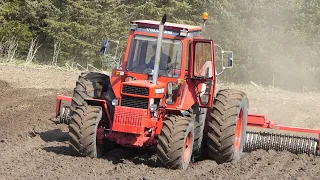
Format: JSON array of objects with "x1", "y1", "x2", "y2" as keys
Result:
[{"x1": 189, "y1": 39, "x2": 216, "y2": 108}]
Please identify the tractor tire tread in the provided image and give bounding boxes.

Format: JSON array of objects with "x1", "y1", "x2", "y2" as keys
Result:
[
  {"x1": 157, "y1": 115, "x2": 194, "y2": 169},
  {"x1": 206, "y1": 89, "x2": 248, "y2": 164},
  {"x1": 71, "y1": 72, "x2": 112, "y2": 108},
  {"x1": 68, "y1": 105, "x2": 102, "y2": 158}
]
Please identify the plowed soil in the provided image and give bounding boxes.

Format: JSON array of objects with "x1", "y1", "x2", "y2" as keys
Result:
[{"x1": 1, "y1": 64, "x2": 320, "y2": 180}]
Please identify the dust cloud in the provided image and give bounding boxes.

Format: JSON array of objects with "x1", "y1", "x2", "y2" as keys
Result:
[{"x1": 207, "y1": 0, "x2": 320, "y2": 92}]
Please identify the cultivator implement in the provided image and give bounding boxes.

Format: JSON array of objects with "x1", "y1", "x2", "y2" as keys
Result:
[{"x1": 246, "y1": 114, "x2": 320, "y2": 156}]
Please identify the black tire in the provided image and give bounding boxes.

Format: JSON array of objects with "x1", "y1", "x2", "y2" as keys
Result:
[
  {"x1": 68, "y1": 72, "x2": 116, "y2": 157},
  {"x1": 189, "y1": 104, "x2": 207, "y2": 161},
  {"x1": 206, "y1": 89, "x2": 249, "y2": 164},
  {"x1": 157, "y1": 115, "x2": 195, "y2": 170},
  {"x1": 69, "y1": 105, "x2": 106, "y2": 157},
  {"x1": 70, "y1": 71, "x2": 115, "y2": 123},
  {"x1": 71, "y1": 72, "x2": 115, "y2": 110}
]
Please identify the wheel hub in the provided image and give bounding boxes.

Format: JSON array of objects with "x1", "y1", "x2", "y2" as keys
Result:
[
  {"x1": 234, "y1": 109, "x2": 243, "y2": 152},
  {"x1": 184, "y1": 132, "x2": 192, "y2": 163}
]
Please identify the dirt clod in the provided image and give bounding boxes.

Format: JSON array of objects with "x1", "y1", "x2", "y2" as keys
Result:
[{"x1": 0, "y1": 139, "x2": 8, "y2": 143}]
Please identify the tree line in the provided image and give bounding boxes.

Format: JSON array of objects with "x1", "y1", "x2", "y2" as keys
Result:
[{"x1": 0, "y1": 0, "x2": 319, "y2": 91}]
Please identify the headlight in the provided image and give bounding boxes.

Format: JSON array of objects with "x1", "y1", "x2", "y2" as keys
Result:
[
  {"x1": 155, "y1": 88, "x2": 164, "y2": 94},
  {"x1": 150, "y1": 104, "x2": 157, "y2": 112},
  {"x1": 111, "y1": 99, "x2": 119, "y2": 106}
]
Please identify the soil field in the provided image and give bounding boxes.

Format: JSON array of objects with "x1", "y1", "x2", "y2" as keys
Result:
[{"x1": 0, "y1": 64, "x2": 320, "y2": 180}]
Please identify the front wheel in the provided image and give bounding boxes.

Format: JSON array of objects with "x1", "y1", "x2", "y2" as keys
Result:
[
  {"x1": 157, "y1": 115, "x2": 195, "y2": 170},
  {"x1": 206, "y1": 89, "x2": 249, "y2": 164},
  {"x1": 68, "y1": 105, "x2": 113, "y2": 158}
]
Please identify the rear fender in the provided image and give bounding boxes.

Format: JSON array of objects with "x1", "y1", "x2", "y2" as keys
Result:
[
  {"x1": 178, "y1": 79, "x2": 198, "y2": 110},
  {"x1": 85, "y1": 98, "x2": 113, "y2": 127}
]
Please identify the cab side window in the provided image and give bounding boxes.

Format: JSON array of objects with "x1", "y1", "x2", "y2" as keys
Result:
[{"x1": 193, "y1": 42, "x2": 212, "y2": 78}]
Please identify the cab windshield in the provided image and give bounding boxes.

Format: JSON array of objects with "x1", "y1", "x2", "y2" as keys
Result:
[{"x1": 126, "y1": 35, "x2": 183, "y2": 77}]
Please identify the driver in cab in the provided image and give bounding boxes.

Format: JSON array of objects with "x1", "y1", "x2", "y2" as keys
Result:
[{"x1": 146, "y1": 43, "x2": 171, "y2": 71}]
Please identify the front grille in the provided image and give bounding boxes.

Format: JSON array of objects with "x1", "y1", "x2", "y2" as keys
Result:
[
  {"x1": 112, "y1": 106, "x2": 147, "y2": 134},
  {"x1": 122, "y1": 85, "x2": 149, "y2": 96},
  {"x1": 121, "y1": 95, "x2": 149, "y2": 109}
]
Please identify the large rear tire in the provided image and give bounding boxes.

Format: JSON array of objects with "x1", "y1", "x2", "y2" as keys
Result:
[
  {"x1": 69, "y1": 105, "x2": 106, "y2": 157},
  {"x1": 157, "y1": 115, "x2": 195, "y2": 170},
  {"x1": 206, "y1": 89, "x2": 248, "y2": 164}
]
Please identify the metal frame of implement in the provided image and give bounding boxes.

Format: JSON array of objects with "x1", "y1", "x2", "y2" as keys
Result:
[{"x1": 247, "y1": 114, "x2": 320, "y2": 155}]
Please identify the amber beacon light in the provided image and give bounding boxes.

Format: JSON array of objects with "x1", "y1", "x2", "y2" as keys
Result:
[{"x1": 202, "y1": 12, "x2": 209, "y2": 21}]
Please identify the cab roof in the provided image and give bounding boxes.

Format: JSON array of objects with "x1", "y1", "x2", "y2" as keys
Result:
[{"x1": 131, "y1": 20, "x2": 202, "y2": 32}]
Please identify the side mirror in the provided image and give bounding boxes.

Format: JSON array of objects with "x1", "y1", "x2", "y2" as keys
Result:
[
  {"x1": 100, "y1": 40, "x2": 111, "y2": 55},
  {"x1": 227, "y1": 52, "x2": 233, "y2": 68},
  {"x1": 214, "y1": 44, "x2": 234, "y2": 76},
  {"x1": 100, "y1": 36, "x2": 128, "y2": 69}
]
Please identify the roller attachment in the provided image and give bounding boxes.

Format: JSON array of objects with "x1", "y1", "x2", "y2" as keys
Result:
[{"x1": 244, "y1": 131, "x2": 319, "y2": 156}]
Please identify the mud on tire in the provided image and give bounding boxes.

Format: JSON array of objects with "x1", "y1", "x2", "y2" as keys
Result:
[
  {"x1": 206, "y1": 89, "x2": 249, "y2": 164},
  {"x1": 157, "y1": 115, "x2": 195, "y2": 170},
  {"x1": 69, "y1": 105, "x2": 105, "y2": 157}
]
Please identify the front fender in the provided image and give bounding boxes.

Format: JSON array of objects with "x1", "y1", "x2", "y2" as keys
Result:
[{"x1": 85, "y1": 98, "x2": 114, "y2": 126}]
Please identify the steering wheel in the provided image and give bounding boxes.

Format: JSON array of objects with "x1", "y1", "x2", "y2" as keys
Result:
[{"x1": 165, "y1": 62, "x2": 180, "y2": 76}]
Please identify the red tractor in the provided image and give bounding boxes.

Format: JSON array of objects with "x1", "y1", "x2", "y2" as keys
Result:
[{"x1": 56, "y1": 14, "x2": 320, "y2": 170}]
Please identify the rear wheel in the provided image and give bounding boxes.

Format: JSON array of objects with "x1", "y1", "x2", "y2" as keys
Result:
[
  {"x1": 206, "y1": 89, "x2": 248, "y2": 164},
  {"x1": 157, "y1": 115, "x2": 195, "y2": 170}
]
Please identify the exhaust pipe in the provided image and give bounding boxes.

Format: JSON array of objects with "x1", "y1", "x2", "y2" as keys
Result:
[
  {"x1": 150, "y1": 14, "x2": 167, "y2": 107},
  {"x1": 152, "y1": 14, "x2": 167, "y2": 85}
]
